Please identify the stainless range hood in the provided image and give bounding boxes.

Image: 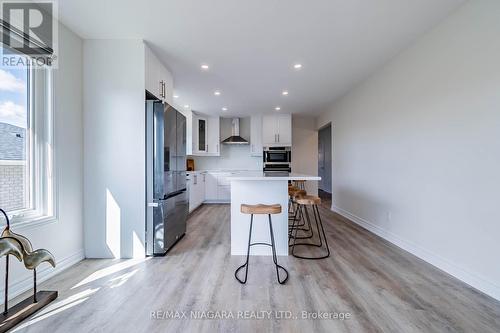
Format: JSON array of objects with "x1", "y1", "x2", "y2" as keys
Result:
[{"x1": 221, "y1": 118, "x2": 249, "y2": 145}]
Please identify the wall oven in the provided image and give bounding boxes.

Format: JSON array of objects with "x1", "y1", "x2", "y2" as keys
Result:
[
  {"x1": 264, "y1": 147, "x2": 291, "y2": 164},
  {"x1": 263, "y1": 147, "x2": 291, "y2": 173}
]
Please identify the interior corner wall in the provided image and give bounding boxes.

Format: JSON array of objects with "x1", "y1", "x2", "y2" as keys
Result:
[
  {"x1": 292, "y1": 115, "x2": 318, "y2": 195},
  {"x1": 83, "y1": 40, "x2": 146, "y2": 259},
  {"x1": 317, "y1": 0, "x2": 500, "y2": 301}
]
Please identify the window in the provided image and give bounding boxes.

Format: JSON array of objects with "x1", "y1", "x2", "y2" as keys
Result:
[{"x1": 0, "y1": 43, "x2": 54, "y2": 224}]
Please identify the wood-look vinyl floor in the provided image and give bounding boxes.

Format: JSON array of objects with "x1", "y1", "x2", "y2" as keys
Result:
[{"x1": 10, "y1": 204, "x2": 500, "y2": 333}]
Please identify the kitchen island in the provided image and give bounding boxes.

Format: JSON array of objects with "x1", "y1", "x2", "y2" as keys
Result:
[{"x1": 228, "y1": 172, "x2": 320, "y2": 256}]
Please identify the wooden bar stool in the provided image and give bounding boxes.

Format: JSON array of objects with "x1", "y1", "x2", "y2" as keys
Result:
[
  {"x1": 235, "y1": 204, "x2": 289, "y2": 284},
  {"x1": 288, "y1": 187, "x2": 300, "y2": 222},
  {"x1": 288, "y1": 186, "x2": 300, "y2": 217},
  {"x1": 288, "y1": 190, "x2": 311, "y2": 235},
  {"x1": 289, "y1": 195, "x2": 330, "y2": 260},
  {"x1": 293, "y1": 180, "x2": 306, "y2": 190},
  {"x1": 288, "y1": 190, "x2": 315, "y2": 241}
]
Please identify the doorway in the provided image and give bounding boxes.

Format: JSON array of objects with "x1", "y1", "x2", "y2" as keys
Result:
[{"x1": 318, "y1": 124, "x2": 332, "y2": 206}]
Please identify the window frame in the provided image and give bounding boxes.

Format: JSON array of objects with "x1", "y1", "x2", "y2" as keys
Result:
[{"x1": 2, "y1": 59, "x2": 57, "y2": 229}]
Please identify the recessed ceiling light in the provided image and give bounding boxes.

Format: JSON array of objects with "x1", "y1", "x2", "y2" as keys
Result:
[
  {"x1": 173, "y1": 95, "x2": 179, "y2": 99},
  {"x1": 222, "y1": 107, "x2": 228, "y2": 111},
  {"x1": 184, "y1": 104, "x2": 190, "y2": 109},
  {"x1": 293, "y1": 63, "x2": 302, "y2": 70},
  {"x1": 214, "y1": 90, "x2": 221, "y2": 96},
  {"x1": 201, "y1": 64, "x2": 209, "y2": 70},
  {"x1": 282, "y1": 90, "x2": 289, "y2": 96},
  {"x1": 275, "y1": 106, "x2": 281, "y2": 111}
]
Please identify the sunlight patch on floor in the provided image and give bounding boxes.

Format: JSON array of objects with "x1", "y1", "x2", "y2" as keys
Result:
[
  {"x1": 11, "y1": 288, "x2": 99, "y2": 332},
  {"x1": 71, "y1": 258, "x2": 149, "y2": 289}
]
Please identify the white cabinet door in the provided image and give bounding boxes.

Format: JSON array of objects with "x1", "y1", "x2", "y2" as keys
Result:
[
  {"x1": 207, "y1": 116, "x2": 220, "y2": 156},
  {"x1": 250, "y1": 115, "x2": 263, "y2": 156},
  {"x1": 217, "y1": 186, "x2": 231, "y2": 201},
  {"x1": 277, "y1": 114, "x2": 292, "y2": 146},
  {"x1": 145, "y1": 47, "x2": 162, "y2": 100},
  {"x1": 159, "y1": 65, "x2": 173, "y2": 105},
  {"x1": 199, "y1": 172, "x2": 206, "y2": 204},
  {"x1": 262, "y1": 115, "x2": 277, "y2": 146},
  {"x1": 205, "y1": 173, "x2": 218, "y2": 200},
  {"x1": 188, "y1": 174, "x2": 201, "y2": 212},
  {"x1": 188, "y1": 178, "x2": 195, "y2": 212}
]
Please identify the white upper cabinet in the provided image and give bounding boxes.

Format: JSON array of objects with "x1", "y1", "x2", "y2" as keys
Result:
[
  {"x1": 262, "y1": 115, "x2": 277, "y2": 145},
  {"x1": 262, "y1": 114, "x2": 292, "y2": 146},
  {"x1": 207, "y1": 116, "x2": 220, "y2": 155},
  {"x1": 145, "y1": 45, "x2": 173, "y2": 104},
  {"x1": 276, "y1": 114, "x2": 292, "y2": 146},
  {"x1": 193, "y1": 115, "x2": 208, "y2": 154},
  {"x1": 192, "y1": 113, "x2": 220, "y2": 156},
  {"x1": 250, "y1": 115, "x2": 263, "y2": 156}
]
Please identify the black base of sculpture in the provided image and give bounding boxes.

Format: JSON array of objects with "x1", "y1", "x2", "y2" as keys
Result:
[{"x1": 0, "y1": 290, "x2": 57, "y2": 332}]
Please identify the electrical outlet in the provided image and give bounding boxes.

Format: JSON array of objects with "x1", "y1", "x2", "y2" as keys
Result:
[{"x1": 386, "y1": 211, "x2": 392, "y2": 222}]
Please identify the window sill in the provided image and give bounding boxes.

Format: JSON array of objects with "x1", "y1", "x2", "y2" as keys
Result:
[{"x1": 9, "y1": 215, "x2": 58, "y2": 232}]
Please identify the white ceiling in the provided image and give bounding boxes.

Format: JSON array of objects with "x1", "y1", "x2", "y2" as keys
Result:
[{"x1": 58, "y1": 0, "x2": 465, "y2": 116}]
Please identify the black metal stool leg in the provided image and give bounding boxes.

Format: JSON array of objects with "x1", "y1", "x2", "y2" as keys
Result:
[
  {"x1": 314, "y1": 205, "x2": 330, "y2": 258},
  {"x1": 235, "y1": 214, "x2": 254, "y2": 284},
  {"x1": 268, "y1": 214, "x2": 288, "y2": 284},
  {"x1": 289, "y1": 204, "x2": 314, "y2": 242},
  {"x1": 291, "y1": 204, "x2": 330, "y2": 260}
]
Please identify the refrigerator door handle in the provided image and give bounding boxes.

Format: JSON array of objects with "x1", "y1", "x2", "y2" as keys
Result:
[{"x1": 164, "y1": 188, "x2": 187, "y2": 200}]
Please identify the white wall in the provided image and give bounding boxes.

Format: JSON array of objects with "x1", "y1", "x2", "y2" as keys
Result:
[
  {"x1": 292, "y1": 116, "x2": 318, "y2": 195},
  {"x1": 83, "y1": 40, "x2": 146, "y2": 258},
  {"x1": 1, "y1": 22, "x2": 84, "y2": 301},
  {"x1": 191, "y1": 117, "x2": 262, "y2": 171},
  {"x1": 317, "y1": 0, "x2": 500, "y2": 301}
]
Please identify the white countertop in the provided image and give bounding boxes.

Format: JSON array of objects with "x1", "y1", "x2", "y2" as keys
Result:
[
  {"x1": 227, "y1": 171, "x2": 320, "y2": 181},
  {"x1": 187, "y1": 169, "x2": 259, "y2": 174}
]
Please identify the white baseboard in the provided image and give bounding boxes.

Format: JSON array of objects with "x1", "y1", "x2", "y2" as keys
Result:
[
  {"x1": 332, "y1": 205, "x2": 500, "y2": 302},
  {"x1": 1, "y1": 248, "x2": 85, "y2": 304}
]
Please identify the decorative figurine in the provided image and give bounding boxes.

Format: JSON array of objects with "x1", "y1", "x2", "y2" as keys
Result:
[
  {"x1": 1, "y1": 226, "x2": 56, "y2": 302},
  {"x1": 0, "y1": 208, "x2": 58, "y2": 332}
]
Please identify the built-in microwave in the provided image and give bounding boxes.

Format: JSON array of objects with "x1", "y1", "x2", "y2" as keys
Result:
[{"x1": 263, "y1": 147, "x2": 291, "y2": 164}]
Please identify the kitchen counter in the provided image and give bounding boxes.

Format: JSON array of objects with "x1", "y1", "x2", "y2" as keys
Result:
[
  {"x1": 227, "y1": 172, "x2": 320, "y2": 181},
  {"x1": 230, "y1": 173, "x2": 320, "y2": 256}
]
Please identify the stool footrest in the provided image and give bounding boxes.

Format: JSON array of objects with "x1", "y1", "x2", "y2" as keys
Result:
[{"x1": 249, "y1": 242, "x2": 272, "y2": 247}]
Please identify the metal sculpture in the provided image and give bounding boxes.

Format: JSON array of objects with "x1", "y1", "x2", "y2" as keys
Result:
[
  {"x1": 0, "y1": 208, "x2": 57, "y2": 331},
  {"x1": 0, "y1": 236, "x2": 24, "y2": 315},
  {"x1": 1, "y1": 226, "x2": 56, "y2": 302}
]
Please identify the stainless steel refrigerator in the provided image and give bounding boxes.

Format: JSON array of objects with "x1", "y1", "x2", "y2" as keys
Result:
[{"x1": 146, "y1": 99, "x2": 188, "y2": 256}]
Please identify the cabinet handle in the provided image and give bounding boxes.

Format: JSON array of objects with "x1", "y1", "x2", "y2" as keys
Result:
[
  {"x1": 278, "y1": 134, "x2": 280, "y2": 142},
  {"x1": 194, "y1": 174, "x2": 197, "y2": 185},
  {"x1": 159, "y1": 80, "x2": 163, "y2": 98}
]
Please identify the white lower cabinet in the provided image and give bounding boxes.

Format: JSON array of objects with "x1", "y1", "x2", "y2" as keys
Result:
[
  {"x1": 204, "y1": 172, "x2": 232, "y2": 203},
  {"x1": 205, "y1": 172, "x2": 218, "y2": 201},
  {"x1": 190, "y1": 171, "x2": 235, "y2": 207},
  {"x1": 188, "y1": 172, "x2": 206, "y2": 213},
  {"x1": 217, "y1": 186, "x2": 231, "y2": 201}
]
